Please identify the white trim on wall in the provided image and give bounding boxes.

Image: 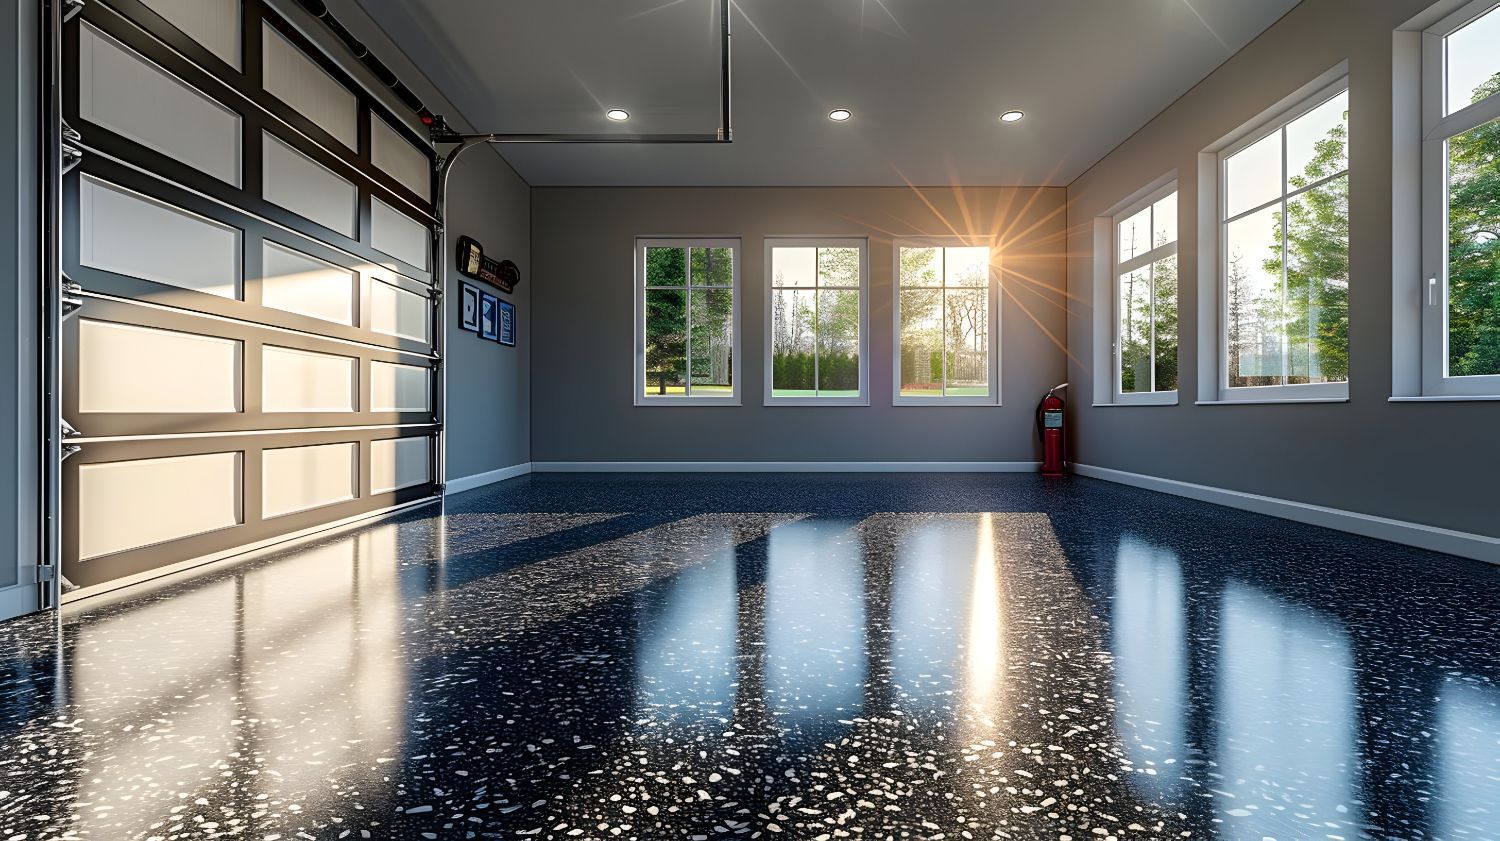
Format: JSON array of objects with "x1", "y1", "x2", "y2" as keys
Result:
[
  {"x1": 533, "y1": 461, "x2": 1041, "y2": 473},
  {"x1": 1073, "y1": 463, "x2": 1500, "y2": 565},
  {"x1": 444, "y1": 462, "x2": 533, "y2": 494}
]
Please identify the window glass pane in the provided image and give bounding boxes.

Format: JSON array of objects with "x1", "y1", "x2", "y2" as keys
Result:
[
  {"x1": 1119, "y1": 267, "x2": 1152, "y2": 394},
  {"x1": 899, "y1": 247, "x2": 941, "y2": 287},
  {"x1": 689, "y1": 288, "x2": 733, "y2": 395},
  {"x1": 1225, "y1": 131, "x2": 1282, "y2": 218},
  {"x1": 1226, "y1": 205, "x2": 1286, "y2": 388},
  {"x1": 1286, "y1": 90, "x2": 1349, "y2": 190},
  {"x1": 817, "y1": 289, "x2": 861, "y2": 396},
  {"x1": 944, "y1": 289, "x2": 989, "y2": 396},
  {"x1": 772, "y1": 246, "x2": 816, "y2": 288},
  {"x1": 690, "y1": 247, "x2": 733, "y2": 286},
  {"x1": 1119, "y1": 205, "x2": 1151, "y2": 261},
  {"x1": 644, "y1": 289, "x2": 686, "y2": 396},
  {"x1": 1285, "y1": 175, "x2": 1350, "y2": 384},
  {"x1": 645, "y1": 246, "x2": 685, "y2": 287},
  {"x1": 1152, "y1": 257, "x2": 1180, "y2": 392},
  {"x1": 1446, "y1": 117, "x2": 1500, "y2": 378},
  {"x1": 771, "y1": 288, "x2": 816, "y2": 395},
  {"x1": 945, "y1": 246, "x2": 989, "y2": 287},
  {"x1": 898, "y1": 289, "x2": 943, "y2": 396},
  {"x1": 1152, "y1": 194, "x2": 1177, "y2": 248},
  {"x1": 1445, "y1": 4, "x2": 1500, "y2": 116},
  {"x1": 818, "y1": 247, "x2": 860, "y2": 287}
]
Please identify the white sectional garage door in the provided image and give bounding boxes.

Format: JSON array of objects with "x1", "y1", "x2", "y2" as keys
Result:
[{"x1": 61, "y1": 0, "x2": 439, "y2": 592}]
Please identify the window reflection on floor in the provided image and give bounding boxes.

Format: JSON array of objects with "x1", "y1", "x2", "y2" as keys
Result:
[
  {"x1": 1436, "y1": 679, "x2": 1500, "y2": 838},
  {"x1": 1216, "y1": 582, "x2": 1360, "y2": 839},
  {"x1": 67, "y1": 523, "x2": 415, "y2": 837},
  {"x1": 764, "y1": 520, "x2": 866, "y2": 732},
  {"x1": 964, "y1": 513, "x2": 1004, "y2": 712},
  {"x1": 1111, "y1": 535, "x2": 1187, "y2": 797},
  {"x1": 890, "y1": 519, "x2": 973, "y2": 712},
  {"x1": 634, "y1": 539, "x2": 738, "y2": 727}
]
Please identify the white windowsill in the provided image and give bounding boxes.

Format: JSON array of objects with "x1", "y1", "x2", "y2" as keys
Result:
[
  {"x1": 1389, "y1": 395, "x2": 1500, "y2": 402},
  {"x1": 634, "y1": 399, "x2": 743, "y2": 408},
  {"x1": 1195, "y1": 397, "x2": 1349, "y2": 405},
  {"x1": 892, "y1": 400, "x2": 1004, "y2": 408},
  {"x1": 1093, "y1": 394, "x2": 1179, "y2": 407},
  {"x1": 764, "y1": 398, "x2": 872, "y2": 407}
]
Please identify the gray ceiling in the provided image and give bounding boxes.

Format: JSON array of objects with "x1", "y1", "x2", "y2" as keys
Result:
[{"x1": 356, "y1": 0, "x2": 1301, "y2": 187}]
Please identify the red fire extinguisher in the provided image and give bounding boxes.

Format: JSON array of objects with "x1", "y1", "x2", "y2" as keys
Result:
[{"x1": 1036, "y1": 383, "x2": 1069, "y2": 477}]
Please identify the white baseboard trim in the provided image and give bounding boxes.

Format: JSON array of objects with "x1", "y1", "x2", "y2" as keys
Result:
[
  {"x1": 1072, "y1": 463, "x2": 1500, "y2": 565},
  {"x1": 532, "y1": 461, "x2": 1041, "y2": 473},
  {"x1": 445, "y1": 462, "x2": 533, "y2": 494}
]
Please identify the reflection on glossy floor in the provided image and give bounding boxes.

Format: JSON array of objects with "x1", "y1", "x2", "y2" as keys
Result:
[{"x1": 1, "y1": 475, "x2": 1498, "y2": 840}]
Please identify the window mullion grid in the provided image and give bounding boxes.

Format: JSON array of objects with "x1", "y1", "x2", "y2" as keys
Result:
[
  {"x1": 812, "y1": 249, "x2": 821, "y2": 397},
  {"x1": 1280, "y1": 125, "x2": 1291, "y2": 386},
  {"x1": 1148, "y1": 205, "x2": 1158, "y2": 392},
  {"x1": 1222, "y1": 168, "x2": 1346, "y2": 228},
  {"x1": 684, "y1": 247, "x2": 694, "y2": 398},
  {"x1": 939, "y1": 249, "x2": 949, "y2": 396}
]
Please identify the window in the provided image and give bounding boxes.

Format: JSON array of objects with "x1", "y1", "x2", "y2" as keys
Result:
[
  {"x1": 1113, "y1": 184, "x2": 1179, "y2": 404},
  {"x1": 765, "y1": 239, "x2": 869, "y2": 405},
  {"x1": 1217, "y1": 78, "x2": 1349, "y2": 400},
  {"x1": 894, "y1": 240, "x2": 999, "y2": 404},
  {"x1": 1422, "y1": 0, "x2": 1500, "y2": 396},
  {"x1": 635, "y1": 239, "x2": 740, "y2": 405}
]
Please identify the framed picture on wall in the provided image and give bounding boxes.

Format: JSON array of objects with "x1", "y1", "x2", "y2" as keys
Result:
[
  {"x1": 498, "y1": 300, "x2": 517, "y2": 347},
  {"x1": 460, "y1": 283, "x2": 480, "y2": 332},
  {"x1": 479, "y1": 291, "x2": 499, "y2": 341}
]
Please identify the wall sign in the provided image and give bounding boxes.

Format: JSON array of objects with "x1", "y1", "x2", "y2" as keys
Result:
[
  {"x1": 457, "y1": 235, "x2": 521, "y2": 294},
  {"x1": 479, "y1": 291, "x2": 499, "y2": 341},
  {"x1": 460, "y1": 282, "x2": 480, "y2": 332},
  {"x1": 498, "y1": 300, "x2": 517, "y2": 347}
]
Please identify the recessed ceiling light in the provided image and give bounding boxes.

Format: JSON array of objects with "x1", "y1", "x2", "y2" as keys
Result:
[
  {"x1": 606, "y1": 109, "x2": 630, "y2": 122},
  {"x1": 828, "y1": 108, "x2": 852, "y2": 122},
  {"x1": 999, "y1": 110, "x2": 1025, "y2": 123}
]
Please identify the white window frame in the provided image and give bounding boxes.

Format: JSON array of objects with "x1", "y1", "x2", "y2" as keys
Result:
[
  {"x1": 1213, "y1": 73, "x2": 1351, "y2": 403},
  {"x1": 1111, "y1": 181, "x2": 1180, "y2": 406},
  {"x1": 892, "y1": 237, "x2": 1002, "y2": 407},
  {"x1": 633, "y1": 237, "x2": 742, "y2": 407},
  {"x1": 1421, "y1": 0, "x2": 1500, "y2": 396},
  {"x1": 763, "y1": 237, "x2": 870, "y2": 406}
]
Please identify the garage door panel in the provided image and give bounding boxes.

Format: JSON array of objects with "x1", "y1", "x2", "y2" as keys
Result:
[
  {"x1": 103, "y1": 0, "x2": 245, "y2": 79},
  {"x1": 63, "y1": 1, "x2": 439, "y2": 596},
  {"x1": 66, "y1": 164, "x2": 435, "y2": 356},
  {"x1": 77, "y1": 452, "x2": 244, "y2": 560},
  {"x1": 79, "y1": 23, "x2": 242, "y2": 187},
  {"x1": 78, "y1": 320, "x2": 243, "y2": 415},
  {"x1": 78, "y1": 175, "x2": 243, "y2": 300},
  {"x1": 64, "y1": 298, "x2": 434, "y2": 437},
  {"x1": 62, "y1": 431, "x2": 437, "y2": 590}
]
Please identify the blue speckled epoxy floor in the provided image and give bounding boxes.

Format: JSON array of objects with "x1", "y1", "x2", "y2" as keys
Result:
[{"x1": 0, "y1": 473, "x2": 1497, "y2": 840}]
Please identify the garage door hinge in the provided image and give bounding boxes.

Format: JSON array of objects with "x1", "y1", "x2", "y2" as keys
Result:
[
  {"x1": 62, "y1": 0, "x2": 85, "y2": 23},
  {"x1": 35, "y1": 566, "x2": 55, "y2": 584},
  {"x1": 62, "y1": 276, "x2": 84, "y2": 320},
  {"x1": 61, "y1": 121, "x2": 83, "y2": 175}
]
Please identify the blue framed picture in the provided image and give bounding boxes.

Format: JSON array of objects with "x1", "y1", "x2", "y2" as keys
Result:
[
  {"x1": 460, "y1": 283, "x2": 480, "y2": 332},
  {"x1": 479, "y1": 292, "x2": 499, "y2": 341},
  {"x1": 498, "y1": 300, "x2": 517, "y2": 347}
]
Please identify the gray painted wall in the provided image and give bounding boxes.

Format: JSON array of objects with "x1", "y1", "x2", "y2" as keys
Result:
[
  {"x1": 0, "y1": 0, "x2": 40, "y2": 610},
  {"x1": 1065, "y1": 0, "x2": 1498, "y2": 537},
  {"x1": 444, "y1": 150, "x2": 531, "y2": 477},
  {"x1": 530, "y1": 187, "x2": 1067, "y2": 463}
]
